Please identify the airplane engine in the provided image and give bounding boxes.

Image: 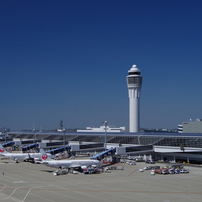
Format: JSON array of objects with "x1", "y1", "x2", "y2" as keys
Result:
[
  {"x1": 81, "y1": 166, "x2": 87, "y2": 170},
  {"x1": 34, "y1": 158, "x2": 42, "y2": 164},
  {"x1": 59, "y1": 166, "x2": 66, "y2": 169},
  {"x1": 14, "y1": 158, "x2": 19, "y2": 163}
]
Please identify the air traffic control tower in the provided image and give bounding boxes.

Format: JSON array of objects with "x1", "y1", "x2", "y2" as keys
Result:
[{"x1": 126, "y1": 64, "x2": 143, "y2": 133}]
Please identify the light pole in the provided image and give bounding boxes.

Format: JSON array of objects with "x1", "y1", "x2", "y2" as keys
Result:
[
  {"x1": 4, "y1": 128, "x2": 6, "y2": 144},
  {"x1": 103, "y1": 121, "x2": 108, "y2": 151},
  {"x1": 63, "y1": 128, "x2": 66, "y2": 147},
  {"x1": 33, "y1": 128, "x2": 36, "y2": 144}
]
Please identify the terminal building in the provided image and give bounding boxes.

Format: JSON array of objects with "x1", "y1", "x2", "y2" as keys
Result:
[
  {"x1": 5, "y1": 130, "x2": 202, "y2": 164},
  {"x1": 77, "y1": 125, "x2": 126, "y2": 133},
  {"x1": 178, "y1": 119, "x2": 202, "y2": 133}
]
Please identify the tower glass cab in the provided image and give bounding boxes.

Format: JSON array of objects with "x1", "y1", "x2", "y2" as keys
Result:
[{"x1": 126, "y1": 65, "x2": 143, "y2": 133}]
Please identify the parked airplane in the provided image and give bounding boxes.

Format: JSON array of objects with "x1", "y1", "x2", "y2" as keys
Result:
[
  {"x1": 40, "y1": 149, "x2": 102, "y2": 169},
  {"x1": 0, "y1": 144, "x2": 53, "y2": 163}
]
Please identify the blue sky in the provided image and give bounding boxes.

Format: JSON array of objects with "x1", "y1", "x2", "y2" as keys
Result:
[{"x1": 1, "y1": 0, "x2": 202, "y2": 130}]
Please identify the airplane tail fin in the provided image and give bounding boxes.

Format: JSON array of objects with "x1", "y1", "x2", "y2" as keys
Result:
[
  {"x1": 40, "y1": 149, "x2": 52, "y2": 161},
  {"x1": 0, "y1": 144, "x2": 10, "y2": 154}
]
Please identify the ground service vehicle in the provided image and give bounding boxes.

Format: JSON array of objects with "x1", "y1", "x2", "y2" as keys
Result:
[
  {"x1": 139, "y1": 168, "x2": 144, "y2": 172},
  {"x1": 180, "y1": 168, "x2": 189, "y2": 173},
  {"x1": 169, "y1": 169, "x2": 175, "y2": 174},
  {"x1": 53, "y1": 169, "x2": 68, "y2": 176},
  {"x1": 144, "y1": 166, "x2": 150, "y2": 170},
  {"x1": 154, "y1": 169, "x2": 162, "y2": 174},
  {"x1": 130, "y1": 161, "x2": 136, "y2": 165},
  {"x1": 175, "y1": 169, "x2": 180, "y2": 174},
  {"x1": 162, "y1": 169, "x2": 168, "y2": 175}
]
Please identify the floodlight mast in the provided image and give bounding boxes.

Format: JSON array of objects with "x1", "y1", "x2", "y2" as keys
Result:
[
  {"x1": 33, "y1": 128, "x2": 36, "y2": 144},
  {"x1": 103, "y1": 121, "x2": 108, "y2": 151},
  {"x1": 63, "y1": 128, "x2": 65, "y2": 147}
]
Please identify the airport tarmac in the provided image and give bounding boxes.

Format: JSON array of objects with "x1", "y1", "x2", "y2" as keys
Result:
[{"x1": 0, "y1": 159, "x2": 202, "y2": 202}]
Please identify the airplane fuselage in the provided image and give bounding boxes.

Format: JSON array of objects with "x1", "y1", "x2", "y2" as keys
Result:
[
  {"x1": 2, "y1": 152, "x2": 52, "y2": 161},
  {"x1": 42, "y1": 159, "x2": 102, "y2": 168}
]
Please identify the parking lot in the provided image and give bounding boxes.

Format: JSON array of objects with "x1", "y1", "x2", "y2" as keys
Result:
[{"x1": 0, "y1": 159, "x2": 202, "y2": 202}]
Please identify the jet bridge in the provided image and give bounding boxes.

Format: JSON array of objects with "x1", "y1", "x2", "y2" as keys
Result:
[
  {"x1": 2, "y1": 141, "x2": 15, "y2": 147},
  {"x1": 21, "y1": 140, "x2": 41, "y2": 145},
  {"x1": 39, "y1": 141, "x2": 69, "y2": 149},
  {"x1": 71, "y1": 143, "x2": 105, "y2": 152},
  {"x1": 46, "y1": 146, "x2": 71, "y2": 155},
  {"x1": 22, "y1": 143, "x2": 39, "y2": 152},
  {"x1": 116, "y1": 145, "x2": 154, "y2": 155},
  {"x1": 90, "y1": 148, "x2": 116, "y2": 160}
]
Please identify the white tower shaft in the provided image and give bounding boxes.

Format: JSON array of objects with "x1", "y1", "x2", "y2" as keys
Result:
[
  {"x1": 129, "y1": 88, "x2": 141, "y2": 133},
  {"x1": 126, "y1": 64, "x2": 143, "y2": 133}
]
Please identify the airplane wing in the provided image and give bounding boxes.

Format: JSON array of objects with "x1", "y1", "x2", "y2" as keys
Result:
[
  {"x1": 69, "y1": 165, "x2": 89, "y2": 170},
  {"x1": 70, "y1": 164, "x2": 98, "y2": 170},
  {"x1": 70, "y1": 165, "x2": 82, "y2": 169},
  {"x1": 23, "y1": 154, "x2": 34, "y2": 162}
]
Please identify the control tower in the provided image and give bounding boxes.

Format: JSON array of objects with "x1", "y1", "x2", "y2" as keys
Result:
[{"x1": 126, "y1": 64, "x2": 143, "y2": 133}]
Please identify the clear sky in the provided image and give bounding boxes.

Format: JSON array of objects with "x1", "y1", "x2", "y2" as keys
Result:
[{"x1": 1, "y1": 0, "x2": 202, "y2": 130}]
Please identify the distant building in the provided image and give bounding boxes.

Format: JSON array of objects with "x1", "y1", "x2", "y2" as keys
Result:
[
  {"x1": 178, "y1": 119, "x2": 202, "y2": 133},
  {"x1": 77, "y1": 126, "x2": 125, "y2": 133},
  {"x1": 57, "y1": 120, "x2": 64, "y2": 132}
]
